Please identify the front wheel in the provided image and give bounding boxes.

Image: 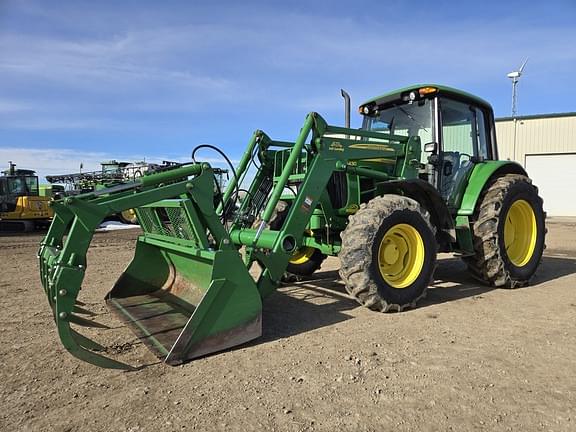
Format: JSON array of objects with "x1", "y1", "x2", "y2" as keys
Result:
[
  {"x1": 119, "y1": 209, "x2": 138, "y2": 225},
  {"x1": 464, "y1": 174, "x2": 546, "y2": 287},
  {"x1": 339, "y1": 195, "x2": 437, "y2": 312},
  {"x1": 287, "y1": 246, "x2": 326, "y2": 276},
  {"x1": 268, "y1": 200, "x2": 326, "y2": 276}
]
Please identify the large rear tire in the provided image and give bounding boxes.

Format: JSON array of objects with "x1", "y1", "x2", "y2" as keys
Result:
[
  {"x1": 464, "y1": 174, "x2": 546, "y2": 287},
  {"x1": 339, "y1": 195, "x2": 437, "y2": 312}
]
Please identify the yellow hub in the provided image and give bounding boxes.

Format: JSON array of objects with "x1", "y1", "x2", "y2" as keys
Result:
[
  {"x1": 377, "y1": 223, "x2": 425, "y2": 289},
  {"x1": 121, "y1": 208, "x2": 138, "y2": 224},
  {"x1": 289, "y1": 246, "x2": 316, "y2": 265},
  {"x1": 504, "y1": 199, "x2": 537, "y2": 267}
]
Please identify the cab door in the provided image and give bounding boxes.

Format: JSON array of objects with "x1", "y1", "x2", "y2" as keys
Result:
[{"x1": 438, "y1": 98, "x2": 490, "y2": 209}]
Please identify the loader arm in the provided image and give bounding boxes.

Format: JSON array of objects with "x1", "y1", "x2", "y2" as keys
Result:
[
  {"x1": 39, "y1": 112, "x2": 419, "y2": 369},
  {"x1": 226, "y1": 112, "x2": 420, "y2": 297}
]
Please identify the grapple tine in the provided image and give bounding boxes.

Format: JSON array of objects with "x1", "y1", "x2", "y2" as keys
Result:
[
  {"x1": 59, "y1": 323, "x2": 135, "y2": 371},
  {"x1": 70, "y1": 329, "x2": 105, "y2": 351},
  {"x1": 73, "y1": 305, "x2": 97, "y2": 316},
  {"x1": 68, "y1": 314, "x2": 110, "y2": 328}
]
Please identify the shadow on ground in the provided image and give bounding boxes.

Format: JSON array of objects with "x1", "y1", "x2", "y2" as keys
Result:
[
  {"x1": 261, "y1": 255, "x2": 576, "y2": 341},
  {"x1": 261, "y1": 270, "x2": 357, "y2": 342},
  {"x1": 423, "y1": 255, "x2": 576, "y2": 307},
  {"x1": 100, "y1": 255, "x2": 576, "y2": 367}
]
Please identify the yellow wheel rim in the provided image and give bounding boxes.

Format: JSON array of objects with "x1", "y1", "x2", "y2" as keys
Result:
[
  {"x1": 377, "y1": 223, "x2": 425, "y2": 289},
  {"x1": 289, "y1": 247, "x2": 316, "y2": 265},
  {"x1": 504, "y1": 199, "x2": 537, "y2": 267},
  {"x1": 121, "y1": 208, "x2": 137, "y2": 224}
]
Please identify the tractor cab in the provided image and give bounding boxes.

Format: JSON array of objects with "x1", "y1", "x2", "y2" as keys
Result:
[
  {"x1": 360, "y1": 85, "x2": 498, "y2": 210},
  {"x1": 0, "y1": 163, "x2": 40, "y2": 213}
]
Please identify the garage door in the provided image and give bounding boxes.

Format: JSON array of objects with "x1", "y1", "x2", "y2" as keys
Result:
[{"x1": 525, "y1": 153, "x2": 576, "y2": 216}]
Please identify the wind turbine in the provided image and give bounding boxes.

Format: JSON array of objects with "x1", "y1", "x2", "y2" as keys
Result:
[{"x1": 507, "y1": 58, "x2": 528, "y2": 118}]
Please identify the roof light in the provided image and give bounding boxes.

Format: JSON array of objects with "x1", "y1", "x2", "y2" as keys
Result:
[{"x1": 418, "y1": 87, "x2": 438, "y2": 96}]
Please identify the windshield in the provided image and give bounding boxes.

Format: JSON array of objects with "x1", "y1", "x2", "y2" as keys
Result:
[
  {"x1": 363, "y1": 99, "x2": 434, "y2": 162},
  {"x1": 3, "y1": 176, "x2": 39, "y2": 196}
]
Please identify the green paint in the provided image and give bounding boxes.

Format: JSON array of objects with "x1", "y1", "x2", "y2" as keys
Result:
[
  {"x1": 454, "y1": 215, "x2": 474, "y2": 255},
  {"x1": 39, "y1": 84, "x2": 536, "y2": 370},
  {"x1": 361, "y1": 83, "x2": 492, "y2": 111},
  {"x1": 458, "y1": 160, "x2": 526, "y2": 216}
]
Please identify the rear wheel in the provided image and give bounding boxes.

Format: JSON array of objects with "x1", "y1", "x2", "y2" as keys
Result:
[
  {"x1": 339, "y1": 195, "x2": 437, "y2": 312},
  {"x1": 464, "y1": 174, "x2": 546, "y2": 287}
]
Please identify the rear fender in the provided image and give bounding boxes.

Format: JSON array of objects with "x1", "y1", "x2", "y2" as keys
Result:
[{"x1": 458, "y1": 161, "x2": 527, "y2": 216}]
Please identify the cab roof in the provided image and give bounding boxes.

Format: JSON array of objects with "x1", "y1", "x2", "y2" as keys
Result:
[
  {"x1": 360, "y1": 84, "x2": 493, "y2": 112},
  {"x1": 1, "y1": 168, "x2": 36, "y2": 177}
]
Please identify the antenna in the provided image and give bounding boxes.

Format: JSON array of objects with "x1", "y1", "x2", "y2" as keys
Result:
[{"x1": 507, "y1": 58, "x2": 528, "y2": 117}]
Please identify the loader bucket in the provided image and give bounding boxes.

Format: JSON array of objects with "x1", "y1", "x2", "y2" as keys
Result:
[
  {"x1": 38, "y1": 163, "x2": 262, "y2": 369},
  {"x1": 106, "y1": 236, "x2": 262, "y2": 365}
]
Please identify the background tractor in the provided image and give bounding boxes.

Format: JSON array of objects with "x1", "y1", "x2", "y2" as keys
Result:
[
  {"x1": 39, "y1": 84, "x2": 546, "y2": 369},
  {"x1": 46, "y1": 160, "x2": 171, "y2": 224},
  {"x1": 46, "y1": 160, "x2": 229, "y2": 224},
  {"x1": 0, "y1": 162, "x2": 53, "y2": 232}
]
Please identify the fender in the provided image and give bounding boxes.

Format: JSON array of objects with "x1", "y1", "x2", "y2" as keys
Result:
[{"x1": 458, "y1": 160, "x2": 527, "y2": 216}]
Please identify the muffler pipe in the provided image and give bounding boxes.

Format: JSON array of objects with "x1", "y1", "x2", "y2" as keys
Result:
[{"x1": 341, "y1": 89, "x2": 351, "y2": 128}]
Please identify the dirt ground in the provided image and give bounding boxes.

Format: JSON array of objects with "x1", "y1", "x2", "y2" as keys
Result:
[{"x1": 1, "y1": 219, "x2": 575, "y2": 432}]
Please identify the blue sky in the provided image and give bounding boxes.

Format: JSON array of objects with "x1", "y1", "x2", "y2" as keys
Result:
[{"x1": 1, "y1": 0, "x2": 575, "y2": 180}]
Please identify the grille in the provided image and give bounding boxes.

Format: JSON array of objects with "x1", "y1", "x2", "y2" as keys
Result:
[{"x1": 136, "y1": 204, "x2": 201, "y2": 247}]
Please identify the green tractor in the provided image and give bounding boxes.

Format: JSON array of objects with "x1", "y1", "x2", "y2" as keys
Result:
[{"x1": 38, "y1": 84, "x2": 545, "y2": 369}]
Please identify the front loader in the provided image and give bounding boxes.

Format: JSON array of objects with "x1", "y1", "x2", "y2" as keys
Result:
[{"x1": 39, "y1": 84, "x2": 546, "y2": 369}]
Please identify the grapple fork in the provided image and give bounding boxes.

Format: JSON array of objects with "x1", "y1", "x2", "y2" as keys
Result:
[{"x1": 38, "y1": 163, "x2": 262, "y2": 369}]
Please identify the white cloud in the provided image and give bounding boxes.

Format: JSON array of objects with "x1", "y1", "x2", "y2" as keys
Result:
[
  {"x1": 1, "y1": 3, "x2": 576, "y2": 132},
  {"x1": 0, "y1": 146, "x2": 236, "y2": 182},
  {"x1": 0, "y1": 147, "x2": 104, "y2": 181}
]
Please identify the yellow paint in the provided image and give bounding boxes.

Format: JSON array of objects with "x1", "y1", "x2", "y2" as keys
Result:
[
  {"x1": 356, "y1": 158, "x2": 396, "y2": 164},
  {"x1": 121, "y1": 208, "x2": 138, "y2": 224},
  {"x1": 329, "y1": 142, "x2": 344, "y2": 152},
  {"x1": 0, "y1": 196, "x2": 52, "y2": 220},
  {"x1": 504, "y1": 199, "x2": 537, "y2": 267},
  {"x1": 289, "y1": 246, "x2": 316, "y2": 265},
  {"x1": 377, "y1": 223, "x2": 425, "y2": 288},
  {"x1": 350, "y1": 143, "x2": 394, "y2": 152}
]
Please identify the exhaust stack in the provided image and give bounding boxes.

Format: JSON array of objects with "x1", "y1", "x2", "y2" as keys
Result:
[{"x1": 341, "y1": 89, "x2": 351, "y2": 128}]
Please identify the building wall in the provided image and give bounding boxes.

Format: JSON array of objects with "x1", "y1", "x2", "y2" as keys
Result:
[
  {"x1": 495, "y1": 114, "x2": 576, "y2": 165},
  {"x1": 495, "y1": 113, "x2": 576, "y2": 216}
]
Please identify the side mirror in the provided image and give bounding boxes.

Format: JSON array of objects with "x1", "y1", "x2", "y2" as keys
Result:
[{"x1": 424, "y1": 141, "x2": 438, "y2": 153}]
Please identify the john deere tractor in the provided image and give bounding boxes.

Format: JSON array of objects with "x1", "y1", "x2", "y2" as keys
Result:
[{"x1": 38, "y1": 84, "x2": 545, "y2": 369}]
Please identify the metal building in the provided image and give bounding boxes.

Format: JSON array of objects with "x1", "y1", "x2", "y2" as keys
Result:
[{"x1": 495, "y1": 113, "x2": 576, "y2": 216}]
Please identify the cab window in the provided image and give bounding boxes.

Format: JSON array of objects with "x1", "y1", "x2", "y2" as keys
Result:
[{"x1": 364, "y1": 98, "x2": 434, "y2": 165}]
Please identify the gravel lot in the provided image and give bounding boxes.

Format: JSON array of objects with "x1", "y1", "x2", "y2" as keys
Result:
[{"x1": 0, "y1": 219, "x2": 574, "y2": 431}]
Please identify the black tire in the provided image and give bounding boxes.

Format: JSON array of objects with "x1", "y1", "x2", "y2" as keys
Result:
[
  {"x1": 464, "y1": 174, "x2": 546, "y2": 287},
  {"x1": 339, "y1": 195, "x2": 437, "y2": 312},
  {"x1": 268, "y1": 201, "x2": 326, "y2": 276},
  {"x1": 286, "y1": 247, "x2": 326, "y2": 276}
]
